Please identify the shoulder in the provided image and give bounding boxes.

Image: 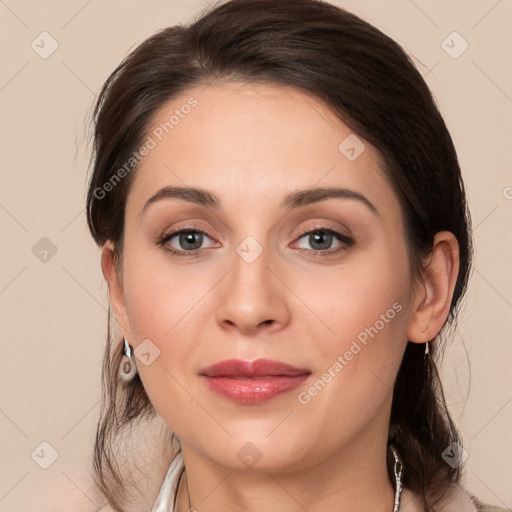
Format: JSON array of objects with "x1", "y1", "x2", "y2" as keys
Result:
[
  {"x1": 401, "y1": 485, "x2": 510, "y2": 512},
  {"x1": 440, "y1": 484, "x2": 510, "y2": 512},
  {"x1": 470, "y1": 495, "x2": 511, "y2": 512},
  {"x1": 439, "y1": 484, "x2": 511, "y2": 512}
]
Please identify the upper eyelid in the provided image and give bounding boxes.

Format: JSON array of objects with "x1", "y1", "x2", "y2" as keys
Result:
[{"x1": 162, "y1": 222, "x2": 349, "y2": 237}]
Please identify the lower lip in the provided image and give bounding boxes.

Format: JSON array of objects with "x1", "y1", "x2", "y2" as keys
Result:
[{"x1": 201, "y1": 375, "x2": 310, "y2": 403}]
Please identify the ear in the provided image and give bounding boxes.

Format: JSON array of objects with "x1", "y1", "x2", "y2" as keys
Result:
[
  {"x1": 407, "y1": 231, "x2": 460, "y2": 344},
  {"x1": 101, "y1": 240, "x2": 131, "y2": 340}
]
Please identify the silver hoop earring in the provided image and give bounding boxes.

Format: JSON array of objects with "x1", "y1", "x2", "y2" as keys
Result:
[
  {"x1": 390, "y1": 445, "x2": 403, "y2": 512},
  {"x1": 119, "y1": 338, "x2": 138, "y2": 382},
  {"x1": 424, "y1": 327, "x2": 431, "y2": 358}
]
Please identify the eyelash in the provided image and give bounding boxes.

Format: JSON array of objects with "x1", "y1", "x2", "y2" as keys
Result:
[{"x1": 156, "y1": 224, "x2": 355, "y2": 258}]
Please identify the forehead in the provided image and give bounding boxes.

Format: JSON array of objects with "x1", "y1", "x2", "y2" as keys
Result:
[{"x1": 126, "y1": 81, "x2": 399, "y2": 223}]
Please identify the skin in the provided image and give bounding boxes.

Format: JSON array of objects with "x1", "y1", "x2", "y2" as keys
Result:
[{"x1": 101, "y1": 81, "x2": 459, "y2": 512}]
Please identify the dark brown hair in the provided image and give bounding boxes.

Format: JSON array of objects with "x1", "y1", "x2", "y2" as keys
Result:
[{"x1": 86, "y1": 0, "x2": 473, "y2": 510}]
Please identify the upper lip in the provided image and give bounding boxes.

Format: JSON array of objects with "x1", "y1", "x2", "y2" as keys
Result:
[{"x1": 199, "y1": 359, "x2": 311, "y2": 378}]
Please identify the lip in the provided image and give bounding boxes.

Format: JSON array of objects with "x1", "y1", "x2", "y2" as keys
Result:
[{"x1": 199, "y1": 359, "x2": 312, "y2": 403}]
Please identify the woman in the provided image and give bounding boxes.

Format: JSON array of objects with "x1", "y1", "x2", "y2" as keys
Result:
[{"x1": 86, "y1": 1, "x2": 507, "y2": 511}]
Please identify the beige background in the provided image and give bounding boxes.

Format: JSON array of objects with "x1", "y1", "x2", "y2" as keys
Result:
[{"x1": 1, "y1": 0, "x2": 511, "y2": 510}]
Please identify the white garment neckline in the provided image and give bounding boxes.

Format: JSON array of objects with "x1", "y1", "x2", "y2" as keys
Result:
[
  {"x1": 150, "y1": 451, "x2": 184, "y2": 512},
  {"x1": 149, "y1": 451, "x2": 478, "y2": 512}
]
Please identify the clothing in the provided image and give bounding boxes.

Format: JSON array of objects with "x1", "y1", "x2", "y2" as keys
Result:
[
  {"x1": 150, "y1": 452, "x2": 510, "y2": 512},
  {"x1": 151, "y1": 452, "x2": 185, "y2": 512}
]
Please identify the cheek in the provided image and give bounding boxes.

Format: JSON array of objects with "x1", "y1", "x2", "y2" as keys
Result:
[
  {"x1": 300, "y1": 247, "x2": 410, "y2": 354},
  {"x1": 120, "y1": 239, "x2": 203, "y2": 363},
  {"x1": 291, "y1": 261, "x2": 410, "y2": 446},
  {"x1": 291, "y1": 243, "x2": 412, "y2": 428},
  {"x1": 120, "y1": 254, "x2": 207, "y2": 423}
]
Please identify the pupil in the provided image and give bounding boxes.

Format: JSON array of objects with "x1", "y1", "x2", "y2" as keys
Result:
[
  {"x1": 181, "y1": 232, "x2": 202, "y2": 250},
  {"x1": 311, "y1": 231, "x2": 331, "y2": 250}
]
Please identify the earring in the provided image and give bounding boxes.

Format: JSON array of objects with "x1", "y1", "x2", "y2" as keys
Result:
[
  {"x1": 390, "y1": 444, "x2": 403, "y2": 512},
  {"x1": 424, "y1": 327, "x2": 430, "y2": 358},
  {"x1": 119, "y1": 338, "x2": 138, "y2": 382}
]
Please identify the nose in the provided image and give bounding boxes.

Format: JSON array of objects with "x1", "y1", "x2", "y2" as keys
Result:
[{"x1": 215, "y1": 245, "x2": 291, "y2": 336}]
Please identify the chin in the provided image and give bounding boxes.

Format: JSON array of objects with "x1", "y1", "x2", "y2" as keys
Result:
[{"x1": 197, "y1": 433, "x2": 314, "y2": 473}]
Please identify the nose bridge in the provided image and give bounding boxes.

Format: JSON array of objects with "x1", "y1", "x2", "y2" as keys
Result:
[
  {"x1": 235, "y1": 235, "x2": 270, "y2": 288},
  {"x1": 215, "y1": 231, "x2": 289, "y2": 332}
]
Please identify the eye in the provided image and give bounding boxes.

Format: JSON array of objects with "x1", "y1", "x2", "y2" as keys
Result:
[
  {"x1": 157, "y1": 228, "x2": 217, "y2": 256},
  {"x1": 156, "y1": 225, "x2": 354, "y2": 258},
  {"x1": 292, "y1": 227, "x2": 354, "y2": 255}
]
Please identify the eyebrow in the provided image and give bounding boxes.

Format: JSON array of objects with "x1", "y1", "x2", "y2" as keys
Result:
[{"x1": 141, "y1": 186, "x2": 379, "y2": 216}]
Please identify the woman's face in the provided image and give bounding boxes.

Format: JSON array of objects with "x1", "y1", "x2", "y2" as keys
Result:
[{"x1": 109, "y1": 81, "x2": 424, "y2": 471}]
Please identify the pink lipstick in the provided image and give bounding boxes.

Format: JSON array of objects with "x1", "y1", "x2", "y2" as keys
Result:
[{"x1": 199, "y1": 359, "x2": 311, "y2": 403}]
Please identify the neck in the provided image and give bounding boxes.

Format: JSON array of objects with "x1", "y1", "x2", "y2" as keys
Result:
[{"x1": 175, "y1": 428, "x2": 396, "y2": 512}]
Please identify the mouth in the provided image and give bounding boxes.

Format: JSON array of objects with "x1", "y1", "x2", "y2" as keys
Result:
[{"x1": 199, "y1": 359, "x2": 312, "y2": 403}]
